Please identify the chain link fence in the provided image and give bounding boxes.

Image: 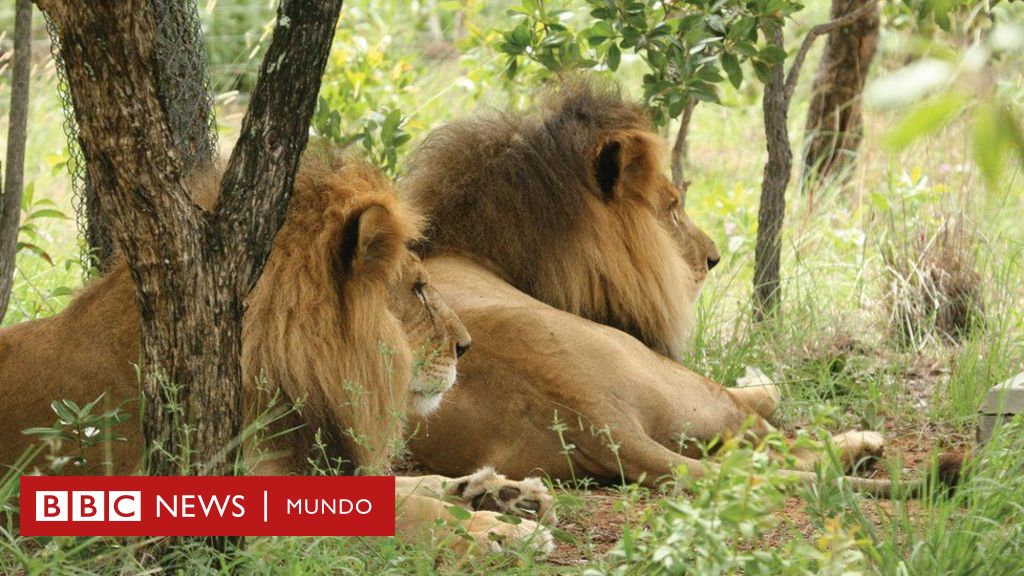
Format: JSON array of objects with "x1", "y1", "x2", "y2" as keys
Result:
[{"x1": 40, "y1": 1, "x2": 219, "y2": 274}]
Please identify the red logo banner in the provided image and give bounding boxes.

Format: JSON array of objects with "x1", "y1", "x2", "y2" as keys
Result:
[{"x1": 20, "y1": 476, "x2": 396, "y2": 537}]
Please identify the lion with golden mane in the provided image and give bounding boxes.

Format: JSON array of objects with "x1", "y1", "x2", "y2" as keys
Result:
[
  {"x1": 0, "y1": 147, "x2": 555, "y2": 556},
  {"x1": 403, "y1": 79, "x2": 954, "y2": 497}
]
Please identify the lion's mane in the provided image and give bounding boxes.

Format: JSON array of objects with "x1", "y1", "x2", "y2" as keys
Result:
[{"x1": 402, "y1": 79, "x2": 700, "y2": 355}]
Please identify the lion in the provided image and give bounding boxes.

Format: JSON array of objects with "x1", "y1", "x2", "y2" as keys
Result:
[
  {"x1": 0, "y1": 147, "x2": 554, "y2": 556},
  {"x1": 401, "y1": 79, "x2": 956, "y2": 497}
]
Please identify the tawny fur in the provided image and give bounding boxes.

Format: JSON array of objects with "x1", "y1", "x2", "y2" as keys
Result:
[
  {"x1": 403, "y1": 78, "x2": 955, "y2": 497},
  {"x1": 0, "y1": 148, "x2": 434, "y2": 474},
  {"x1": 404, "y1": 78, "x2": 719, "y2": 360},
  {"x1": 0, "y1": 147, "x2": 556, "y2": 557}
]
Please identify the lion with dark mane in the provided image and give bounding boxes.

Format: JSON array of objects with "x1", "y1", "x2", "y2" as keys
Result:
[
  {"x1": 0, "y1": 147, "x2": 555, "y2": 556},
  {"x1": 403, "y1": 78, "x2": 955, "y2": 496}
]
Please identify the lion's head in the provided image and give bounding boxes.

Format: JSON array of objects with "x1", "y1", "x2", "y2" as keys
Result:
[
  {"x1": 402, "y1": 79, "x2": 718, "y2": 360},
  {"x1": 242, "y1": 147, "x2": 471, "y2": 474}
]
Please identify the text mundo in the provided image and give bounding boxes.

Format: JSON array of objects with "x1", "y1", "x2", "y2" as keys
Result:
[{"x1": 20, "y1": 476, "x2": 396, "y2": 536}]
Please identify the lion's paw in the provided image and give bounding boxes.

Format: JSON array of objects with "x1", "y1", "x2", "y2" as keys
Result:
[
  {"x1": 469, "y1": 515, "x2": 555, "y2": 557},
  {"x1": 449, "y1": 467, "x2": 557, "y2": 525},
  {"x1": 833, "y1": 430, "x2": 885, "y2": 472}
]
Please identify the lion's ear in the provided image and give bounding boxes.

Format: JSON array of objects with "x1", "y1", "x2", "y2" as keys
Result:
[
  {"x1": 340, "y1": 204, "x2": 403, "y2": 282},
  {"x1": 594, "y1": 139, "x2": 623, "y2": 201},
  {"x1": 594, "y1": 132, "x2": 663, "y2": 202}
]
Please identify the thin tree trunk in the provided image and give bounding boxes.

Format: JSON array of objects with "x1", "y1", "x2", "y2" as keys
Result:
[
  {"x1": 0, "y1": 0, "x2": 33, "y2": 321},
  {"x1": 753, "y1": 26, "x2": 791, "y2": 321},
  {"x1": 752, "y1": 2, "x2": 879, "y2": 320},
  {"x1": 801, "y1": 0, "x2": 879, "y2": 197},
  {"x1": 671, "y1": 98, "x2": 697, "y2": 206},
  {"x1": 36, "y1": 0, "x2": 342, "y2": 553}
]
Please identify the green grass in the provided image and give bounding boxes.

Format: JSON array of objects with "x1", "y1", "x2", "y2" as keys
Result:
[{"x1": 2, "y1": 0, "x2": 1024, "y2": 573}]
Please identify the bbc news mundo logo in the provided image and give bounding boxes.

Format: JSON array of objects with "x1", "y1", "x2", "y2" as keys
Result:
[
  {"x1": 21, "y1": 476, "x2": 395, "y2": 537},
  {"x1": 36, "y1": 490, "x2": 141, "y2": 522}
]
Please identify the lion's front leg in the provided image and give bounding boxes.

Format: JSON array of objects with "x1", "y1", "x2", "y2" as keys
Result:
[
  {"x1": 395, "y1": 467, "x2": 557, "y2": 525},
  {"x1": 395, "y1": 493, "x2": 555, "y2": 559}
]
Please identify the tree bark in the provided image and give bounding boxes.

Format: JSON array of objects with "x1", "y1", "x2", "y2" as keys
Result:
[
  {"x1": 753, "y1": 25, "x2": 791, "y2": 321},
  {"x1": 81, "y1": 180, "x2": 115, "y2": 271},
  {"x1": 671, "y1": 98, "x2": 697, "y2": 206},
  {"x1": 153, "y1": 0, "x2": 218, "y2": 173},
  {"x1": 45, "y1": 0, "x2": 218, "y2": 273},
  {"x1": 35, "y1": 0, "x2": 342, "y2": 555},
  {"x1": 0, "y1": 0, "x2": 33, "y2": 321},
  {"x1": 801, "y1": 0, "x2": 880, "y2": 196}
]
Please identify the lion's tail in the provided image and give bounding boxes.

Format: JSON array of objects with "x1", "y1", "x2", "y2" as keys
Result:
[{"x1": 791, "y1": 450, "x2": 968, "y2": 499}]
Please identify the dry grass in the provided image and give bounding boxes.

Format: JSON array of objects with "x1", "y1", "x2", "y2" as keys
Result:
[{"x1": 881, "y1": 216, "x2": 984, "y2": 347}]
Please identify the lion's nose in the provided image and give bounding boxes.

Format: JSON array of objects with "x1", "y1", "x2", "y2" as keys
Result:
[
  {"x1": 456, "y1": 341, "x2": 471, "y2": 358},
  {"x1": 707, "y1": 256, "x2": 720, "y2": 271}
]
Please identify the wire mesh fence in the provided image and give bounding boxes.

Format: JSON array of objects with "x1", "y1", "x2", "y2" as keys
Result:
[{"x1": 37, "y1": 1, "x2": 222, "y2": 274}]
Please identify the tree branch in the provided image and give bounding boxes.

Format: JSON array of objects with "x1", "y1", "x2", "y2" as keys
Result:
[
  {"x1": 216, "y1": 0, "x2": 344, "y2": 291},
  {"x1": 671, "y1": 98, "x2": 697, "y2": 207},
  {"x1": 783, "y1": 0, "x2": 878, "y2": 105}
]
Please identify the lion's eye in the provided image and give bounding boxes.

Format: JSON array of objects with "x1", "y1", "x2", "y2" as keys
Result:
[
  {"x1": 668, "y1": 200, "x2": 680, "y2": 227},
  {"x1": 413, "y1": 282, "x2": 428, "y2": 304}
]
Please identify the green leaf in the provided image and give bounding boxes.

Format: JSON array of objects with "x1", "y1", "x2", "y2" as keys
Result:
[
  {"x1": 17, "y1": 242, "x2": 53, "y2": 265},
  {"x1": 752, "y1": 60, "x2": 771, "y2": 84},
  {"x1": 589, "y1": 20, "x2": 613, "y2": 38},
  {"x1": 973, "y1": 104, "x2": 1007, "y2": 189},
  {"x1": 505, "y1": 56, "x2": 519, "y2": 79},
  {"x1": 607, "y1": 43, "x2": 622, "y2": 71},
  {"x1": 51, "y1": 400, "x2": 76, "y2": 425},
  {"x1": 447, "y1": 506, "x2": 472, "y2": 521},
  {"x1": 758, "y1": 46, "x2": 787, "y2": 64},
  {"x1": 511, "y1": 21, "x2": 531, "y2": 47},
  {"x1": 734, "y1": 41, "x2": 758, "y2": 57},
  {"x1": 381, "y1": 109, "x2": 402, "y2": 141},
  {"x1": 668, "y1": 94, "x2": 688, "y2": 117},
  {"x1": 883, "y1": 94, "x2": 966, "y2": 151},
  {"x1": 722, "y1": 52, "x2": 743, "y2": 88},
  {"x1": 22, "y1": 427, "x2": 62, "y2": 437},
  {"x1": 728, "y1": 17, "x2": 756, "y2": 42},
  {"x1": 695, "y1": 65, "x2": 723, "y2": 83},
  {"x1": 27, "y1": 209, "x2": 69, "y2": 221}
]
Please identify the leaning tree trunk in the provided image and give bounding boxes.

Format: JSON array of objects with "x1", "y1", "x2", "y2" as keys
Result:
[
  {"x1": 36, "y1": 0, "x2": 343, "y2": 552},
  {"x1": 753, "y1": 26, "x2": 791, "y2": 321},
  {"x1": 0, "y1": 0, "x2": 33, "y2": 321},
  {"x1": 44, "y1": 0, "x2": 217, "y2": 272},
  {"x1": 801, "y1": 0, "x2": 880, "y2": 197}
]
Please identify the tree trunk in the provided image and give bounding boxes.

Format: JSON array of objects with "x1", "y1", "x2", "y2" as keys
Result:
[
  {"x1": 671, "y1": 98, "x2": 697, "y2": 206},
  {"x1": 753, "y1": 26, "x2": 792, "y2": 321},
  {"x1": 801, "y1": 0, "x2": 879, "y2": 197},
  {"x1": 82, "y1": 181, "x2": 115, "y2": 271},
  {"x1": 36, "y1": 0, "x2": 342, "y2": 553},
  {"x1": 153, "y1": 0, "x2": 218, "y2": 173},
  {"x1": 0, "y1": 0, "x2": 33, "y2": 321},
  {"x1": 45, "y1": 0, "x2": 218, "y2": 273}
]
